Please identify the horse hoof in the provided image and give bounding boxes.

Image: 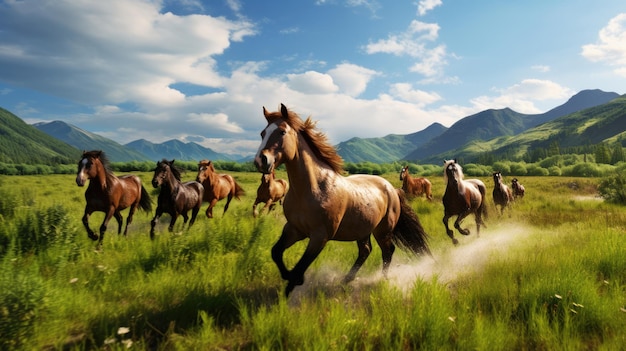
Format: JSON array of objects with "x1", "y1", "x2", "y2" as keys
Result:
[
  {"x1": 452, "y1": 238, "x2": 459, "y2": 246},
  {"x1": 88, "y1": 233, "x2": 99, "y2": 241}
]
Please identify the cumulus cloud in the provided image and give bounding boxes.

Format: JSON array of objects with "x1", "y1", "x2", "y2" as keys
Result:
[
  {"x1": 286, "y1": 71, "x2": 339, "y2": 94},
  {"x1": 0, "y1": 0, "x2": 254, "y2": 106},
  {"x1": 387, "y1": 83, "x2": 442, "y2": 107},
  {"x1": 470, "y1": 79, "x2": 573, "y2": 113},
  {"x1": 417, "y1": 0, "x2": 442, "y2": 16},
  {"x1": 327, "y1": 63, "x2": 378, "y2": 97},
  {"x1": 365, "y1": 20, "x2": 449, "y2": 78},
  {"x1": 581, "y1": 13, "x2": 626, "y2": 77}
]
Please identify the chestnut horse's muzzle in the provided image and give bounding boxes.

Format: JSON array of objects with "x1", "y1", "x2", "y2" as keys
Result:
[
  {"x1": 254, "y1": 150, "x2": 275, "y2": 174},
  {"x1": 76, "y1": 174, "x2": 86, "y2": 187}
]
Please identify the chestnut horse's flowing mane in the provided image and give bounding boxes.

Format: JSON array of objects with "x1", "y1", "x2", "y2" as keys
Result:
[{"x1": 265, "y1": 107, "x2": 344, "y2": 173}]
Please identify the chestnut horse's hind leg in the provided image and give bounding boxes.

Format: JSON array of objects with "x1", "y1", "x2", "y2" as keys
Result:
[
  {"x1": 114, "y1": 212, "x2": 123, "y2": 235},
  {"x1": 223, "y1": 194, "x2": 233, "y2": 214},
  {"x1": 123, "y1": 207, "x2": 137, "y2": 236},
  {"x1": 343, "y1": 237, "x2": 372, "y2": 284},
  {"x1": 442, "y1": 214, "x2": 458, "y2": 245}
]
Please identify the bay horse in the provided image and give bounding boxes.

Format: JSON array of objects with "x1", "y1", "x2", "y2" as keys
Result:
[
  {"x1": 399, "y1": 165, "x2": 433, "y2": 200},
  {"x1": 492, "y1": 171, "x2": 514, "y2": 216},
  {"x1": 75, "y1": 150, "x2": 152, "y2": 245},
  {"x1": 150, "y1": 159, "x2": 204, "y2": 239},
  {"x1": 196, "y1": 160, "x2": 245, "y2": 218},
  {"x1": 442, "y1": 159, "x2": 487, "y2": 245},
  {"x1": 255, "y1": 104, "x2": 431, "y2": 297},
  {"x1": 512, "y1": 178, "x2": 525, "y2": 199},
  {"x1": 252, "y1": 170, "x2": 289, "y2": 217}
]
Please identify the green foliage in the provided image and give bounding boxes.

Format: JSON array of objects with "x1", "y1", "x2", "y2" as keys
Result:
[{"x1": 598, "y1": 171, "x2": 626, "y2": 204}]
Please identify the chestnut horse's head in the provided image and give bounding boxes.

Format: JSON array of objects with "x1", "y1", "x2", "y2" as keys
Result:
[
  {"x1": 76, "y1": 150, "x2": 105, "y2": 187},
  {"x1": 196, "y1": 160, "x2": 214, "y2": 183},
  {"x1": 254, "y1": 103, "x2": 343, "y2": 175},
  {"x1": 400, "y1": 166, "x2": 409, "y2": 181},
  {"x1": 443, "y1": 159, "x2": 463, "y2": 184}
]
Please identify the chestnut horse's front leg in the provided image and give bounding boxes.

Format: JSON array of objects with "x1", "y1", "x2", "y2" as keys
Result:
[
  {"x1": 98, "y1": 206, "x2": 116, "y2": 245},
  {"x1": 442, "y1": 214, "x2": 459, "y2": 245},
  {"x1": 271, "y1": 223, "x2": 309, "y2": 296},
  {"x1": 82, "y1": 208, "x2": 98, "y2": 241},
  {"x1": 454, "y1": 209, "x2": 472, "y2": 236}
]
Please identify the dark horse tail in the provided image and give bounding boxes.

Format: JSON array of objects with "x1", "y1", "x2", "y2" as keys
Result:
[
  {"x1": 139, "y1": 185, "x2": 153, "y2": 212},
  {"x1": 392, "y1": 189, "x2": 431, "y2": 256}
]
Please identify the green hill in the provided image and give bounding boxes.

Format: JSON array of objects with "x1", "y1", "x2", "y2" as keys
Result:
[
  {"x1": 33, "y1": 120, "x2": 149, "y2": 162},
  {"x1": 0, "y1": 108, "x2": 79, "y2": 165}
]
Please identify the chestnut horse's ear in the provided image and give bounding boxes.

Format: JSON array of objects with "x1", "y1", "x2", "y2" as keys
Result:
[
  {"x1": 280, "y1": 103, "x2": 288, "y2": 118},
  {"x1": 263, "y1": 106, "x2": 269, "y2": 119}
]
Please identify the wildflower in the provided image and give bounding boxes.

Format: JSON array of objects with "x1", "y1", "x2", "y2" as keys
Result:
[
  {"x1": 118, "y1": 327, "x2": 130, "y2": 335},
  {"x1": 69, "y1": 278, "x2": 78, "y2": 284},
  {"x1": 554, "y1": 294, "x2": 562, "y2": 299}
]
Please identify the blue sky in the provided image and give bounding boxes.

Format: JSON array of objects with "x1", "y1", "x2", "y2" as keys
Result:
[{"x1": 0, "y1": 0, "x2": 624, "y2": 157}]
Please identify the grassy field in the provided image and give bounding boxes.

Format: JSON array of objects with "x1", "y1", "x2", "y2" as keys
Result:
[{"x1": 1, "y1": 170, "x2": 625, "y2": 350}]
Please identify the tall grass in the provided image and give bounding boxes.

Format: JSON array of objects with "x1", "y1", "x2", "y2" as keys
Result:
[{"x1": 0, "y1": 173, "x2": 624, "y2": 350}]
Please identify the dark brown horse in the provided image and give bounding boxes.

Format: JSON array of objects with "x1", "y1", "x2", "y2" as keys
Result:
[
  {"x1": 400, "y1": 165, "x2": 433, "y2": 200},
  {"x1": 442, "y1": 159, "x2": 487, "y2": 245},
  {"x1": 252, "y1": 170, "x2": 289, "y2": 217},
  {"x1": 150, "y1": 159, "x2": 204, "y2": 239},
  {"x1": 75, "y1": 150, "x2": 152, "y2": 245},
  {"x1": 255, "y1": 104, "x2": 431, "y2": 297},
  {"x1": 196, "y1": 160, "x2": 245, "y2": 218},
  {"x1": 492, "y1": 171, "x2": 514, "y2": 216},
  {"x1": 512, "y1": 178, "x2": 525, "y2": 199}
]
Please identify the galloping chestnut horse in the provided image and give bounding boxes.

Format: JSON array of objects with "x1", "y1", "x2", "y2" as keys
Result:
[
  {"x1": 492, "y1": 171, "x2": 514, "y2": 216},
  {"x1": 252, "y1": 170, "x2": 289, "y2": 217},
  {"x1": 442, "y1": 159, "x2": 487, "y2": 245},
  {"x1": 150, "y1": 159, "x2": 204, "y2": 239},
  {"x1": 255, "y1": 104, "x2": 431, "y2": 297},
  {"x1": 511, "y1": 178, "x2": 525, "y2": 199},
  {"x1": 75, "y1": 150, "x2": 152, "y2": 245},
  {"x1": 196, "y1": 160, "x2": 245, "y2": 218},
  {"x1": 400, "y1": 165, "x2": 433, "y2": 200}
]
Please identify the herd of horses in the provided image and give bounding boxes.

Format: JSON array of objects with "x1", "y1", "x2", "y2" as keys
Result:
[{"x1": 75, "y1": 104, "x2": 527, "y2": 296}]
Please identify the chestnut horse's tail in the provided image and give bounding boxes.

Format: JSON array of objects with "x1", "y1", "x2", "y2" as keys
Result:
[
  {"x1": 392, "y1": 189, "x2": 431, "y2": 256},
  {"x1": 233, "y1": 181, "x2": 246, "y2": 199},
  {"x1": 139, "y1": 185, "x2": 153, "y2": 212}
]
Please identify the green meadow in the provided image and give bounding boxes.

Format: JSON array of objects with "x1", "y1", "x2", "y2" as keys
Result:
[{"x1": 1, "y1": 171, "x2": 625, "y2": 350}]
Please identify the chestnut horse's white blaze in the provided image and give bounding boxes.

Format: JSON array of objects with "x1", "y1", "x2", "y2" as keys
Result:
[{"x1": 255, "y1": 104, "x2": 431, "y2": 297}]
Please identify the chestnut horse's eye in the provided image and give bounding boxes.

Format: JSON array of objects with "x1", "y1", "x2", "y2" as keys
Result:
[{"x1": 280, "y1": 130, "x2": 286, "y2": 135}]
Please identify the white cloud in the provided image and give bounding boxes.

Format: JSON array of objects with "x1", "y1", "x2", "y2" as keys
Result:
[
  {"x1": 388, "y1": 83, "x2": 442, "y2": 106},
  {"x1": 417, "y1": 0, "x2": 442, "y2": 16},
  {"x1": 327, "y1": 63, "x2": 378, "y2": 97},
  {"x1": 286, "y1": 71, "x2": 339, "y2": 94},
  {"x1": 470, "y1": 79, "x2": 573, "y2": 113},
  {"x1": 365, "y1": 20, "x2": 449, "y2": 78},
  {"x1": 581, "y1": 13, "x2": 626, "y2": 77}
]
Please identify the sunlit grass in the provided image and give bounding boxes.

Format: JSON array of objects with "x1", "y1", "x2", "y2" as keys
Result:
[{"x1": 0, "y1": 173, "x2": 625, "y2": 349}]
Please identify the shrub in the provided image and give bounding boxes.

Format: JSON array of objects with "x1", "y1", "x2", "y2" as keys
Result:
[{"x1": 598, "y1": 172, "x2": 626, "y2": 204}]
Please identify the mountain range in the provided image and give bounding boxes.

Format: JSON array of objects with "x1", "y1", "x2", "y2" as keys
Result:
[{"x1": 0, "y1": 89, "x2": 623, "y2": 166}]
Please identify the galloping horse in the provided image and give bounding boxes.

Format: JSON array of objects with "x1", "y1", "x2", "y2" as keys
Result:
[
  {"x1": 252, "y1": 170, "x2": 289, "y2": 217},
  {"x1": 400, "y1": 165, "x2": 433, "y2": 200},
  {"x1": 150, "y1": 159, "x2": 204, "y2": 239},
  {"x1": 442, "y1": 159, "x2": 487, "y2": 245},
  {"x1": 492, "y1": 171, "x2": 514, "y2": 216},
  {"x1": 255, "y1": 104, "x2": 431, "y2": 297},
  {"x1": 196, "y1": 160, "x2": 245, "y2": 218},
  {"x1": 511, "y1": 178, "x2": 525, "y2": 199},
  {"x1": 75, "y1": 150, "x2": 152, "y2": 245}
]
